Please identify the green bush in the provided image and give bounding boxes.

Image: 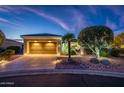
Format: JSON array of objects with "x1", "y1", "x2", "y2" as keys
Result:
[
  {"x1": 5, "y1": 49, "x2": 15, "y2": 55},
  {"x1": 70, "y1": 49, "x2": 76, "y2": 55},
  {"x1": 110, "y1": 48, "x2": 120, "y2": 57},
  {"x1": 100, "y1": 48, "x2": 109, "y2": 57},
  {"x1": 0, "y1": 48, "x2": 5, "y2": 53},
  {"x1": 0, "y1": 49, "x2": 15, "y2": 60},
  {"x1": 6, "y1": 46, "x2": 21, "y2": 54},
  {"x1": 119, "y1": 48, "x2": 124, "y2": 54}
]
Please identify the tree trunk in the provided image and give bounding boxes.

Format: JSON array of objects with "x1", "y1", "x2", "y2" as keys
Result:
[
  {"x1": 95, "y1": 47, "x2": 100, "y2": 59},
  {"x1": 96, "y1": 51, "x2": 100, "y2": 59},
  {"x1": 68, "y1": 41, "x2": 71, "y2": 59}
]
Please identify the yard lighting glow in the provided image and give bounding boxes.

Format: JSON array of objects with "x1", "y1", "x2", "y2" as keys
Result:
[
  {"x1": 52, "y1": 59, "x2": 61, "y2": 64},
  {"x1": 0, "y1": 60, "x2": 9, "y2": 68}
]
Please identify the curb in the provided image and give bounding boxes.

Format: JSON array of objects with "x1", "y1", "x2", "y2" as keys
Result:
[{"x1": 0, "y1": 69, "x2": 124, "y2": 78}]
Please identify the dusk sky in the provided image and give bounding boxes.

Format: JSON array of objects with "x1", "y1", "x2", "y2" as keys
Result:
[{"x1": 0, "y1": 5, "x2": 124, "y2": 39}]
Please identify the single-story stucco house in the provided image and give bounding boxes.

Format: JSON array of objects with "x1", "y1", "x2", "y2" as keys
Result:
[{"x1": 21, "y1": 33, "x2": 62, "y2": 55}]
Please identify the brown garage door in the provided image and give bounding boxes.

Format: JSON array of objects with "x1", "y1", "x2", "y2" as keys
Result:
[{"x1": 29, "y1": 42, "x2": 57, "y2": 54}]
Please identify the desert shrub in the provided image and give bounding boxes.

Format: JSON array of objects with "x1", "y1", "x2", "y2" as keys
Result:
[
  {"x1": 110, "y1": 48, "x2": 120, "y2": 57},
  {"x1": 6, "y1": 46, "x2": 21, "y2": 54},
  {"x1": 100, "y1": 48, "x2": 109, "y2": 57},
  {"x1": 0, "y1": 49, "x2": 15, "y2": 60}
]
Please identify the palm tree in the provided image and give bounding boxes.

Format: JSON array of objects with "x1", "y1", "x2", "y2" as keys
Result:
[
  {"x1": 62, "y1": 33, "x2": 75, "y2": 60},
  {"x1": 0, "y1": 30, "x2": 5, "y2": 46}
]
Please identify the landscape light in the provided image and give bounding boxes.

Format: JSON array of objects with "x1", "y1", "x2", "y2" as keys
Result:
[
  {"x1": 34, "y1": 41, "x2": 38, "y2": 42},
  {"x1": 48, "y1": 41, "x2": 52, "y2": 43}
]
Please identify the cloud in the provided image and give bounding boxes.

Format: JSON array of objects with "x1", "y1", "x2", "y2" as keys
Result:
[
  {"x1": 23, "y1": 6, "x2": 89, "y2": 32},
  {"x1": 65, "y1": 6, "x2": 88, "y2": 31},
  {"x1": 0, "y1": 7, "x2": 10, "y2": 13},
  {"x1": 23, "y1": 7, "x2": 71, "y2": 32},
  {"x1": 88, "y1": 6, "x2": 98, "y2": 15},
  {"x1": 0, "y1": 6, "x2": 25, "y2": 22},
  {"x1": 114, "y1": 28, "x2": 124, "y2": 36},
  {"x1": 104, "y1": 6, "x2": 124, "y2": 26},
  {"x1": 0, "y1": 6, "x2": 21, "y2": 14},
  {"x1": 0, "y1": 6, "x2": 90, "y2": 33},
  {"x1": 0, "y1": 17, "x2": 11, "y2": 24},
  {"x1": 0, "y1": 17, "x2": 25, "y2": 30},
  {"x1": 105, "y1": 6, "x2": 122, "y2": 16},
  {"x1": 1, "y1": 5, "x2": 123, "y2": 35},
  {"x1": 0, "y1": 6, "x2": 71, "y2": 32},
  {"x1": 105, "y1": 18, "x2": 124, "y2": 36},
  {"x1": 105, "y1": 18, "x2": 117, "y2": 30}
]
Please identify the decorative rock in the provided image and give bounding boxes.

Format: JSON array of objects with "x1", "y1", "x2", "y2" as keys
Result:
[
  {"x1": 100, "y1": 59, "x2": 111, "y2": 65},
  {"x1": 90, "y1": 58, "x2": 99, "y2": 64}
]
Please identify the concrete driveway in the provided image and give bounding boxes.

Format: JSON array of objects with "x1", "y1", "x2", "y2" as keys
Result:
[{"x1": 0, "y1": 55, "x2": 57, "y2": 72}]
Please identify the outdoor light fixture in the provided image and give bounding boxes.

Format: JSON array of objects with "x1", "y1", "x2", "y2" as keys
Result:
[
  {"x1": 48, "y1": 41, "x2": 52, "y2": 42},
  {"x1": 34, "y1": 41, "x2": 38, "y2": 42}
]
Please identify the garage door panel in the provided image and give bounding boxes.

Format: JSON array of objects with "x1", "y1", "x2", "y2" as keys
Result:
[
  {"x1": 43, "y1": 43, "x2": 56, "y2": 51},
  {"x1": 29, "y1": 42, "x2": 57, "y2": 54},
  {"x1": 30, "y1": 43, "x2": 42, "y2": 51}
]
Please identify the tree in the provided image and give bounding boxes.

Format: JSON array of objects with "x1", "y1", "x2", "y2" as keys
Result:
[
  {"x1": 78, "y1": 26, "x2": 114, "y2": 58},
  {"x1": 113, "y1": 32, "x2": 124, "y2": 48},
  {"x1": 62, "y1": 33, "x2": 75, "y2": 60},
  {"x1": 0, "y1": 30, "x2": 5, "y2": 46}
]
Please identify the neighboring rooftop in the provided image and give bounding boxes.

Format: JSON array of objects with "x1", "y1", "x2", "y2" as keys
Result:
[
  {"x1": 1, "y1": 39, "x2": 23, "y2": 49},
  {"x1": 21, "y1": 33, "x2": 62, "y2": 37}
]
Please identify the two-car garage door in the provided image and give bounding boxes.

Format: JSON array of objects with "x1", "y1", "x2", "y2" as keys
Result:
[{"x1": 29, "y1": 42, "x2": 57, "y2": 54}]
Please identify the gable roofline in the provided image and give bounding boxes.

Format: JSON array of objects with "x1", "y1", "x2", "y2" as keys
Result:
[{"x1": 21, "y1": 33, "x2": 62, "y2": 38}]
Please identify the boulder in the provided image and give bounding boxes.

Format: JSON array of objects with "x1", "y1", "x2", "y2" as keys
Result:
[
  {"x1": 100, "y1": 59, "x2": 110, "y2": 65},
  {"x1": 90, "y1": 58, "x2": 99, "y2": 64}
]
